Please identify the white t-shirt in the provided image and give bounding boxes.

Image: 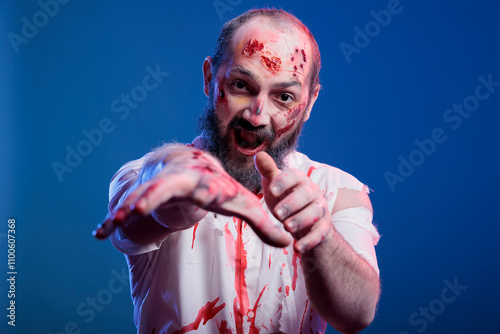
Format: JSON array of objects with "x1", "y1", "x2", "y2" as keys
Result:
[{"x1": 110, "y1": 150, "x2": 380, "y2": 334}]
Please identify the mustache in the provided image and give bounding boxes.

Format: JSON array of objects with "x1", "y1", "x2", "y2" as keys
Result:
[{"x1": 229, "y1": 117, "x2": 276, "y2": 143}]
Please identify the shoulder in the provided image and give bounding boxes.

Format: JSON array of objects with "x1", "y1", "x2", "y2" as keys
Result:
[{"x1": 286, "y1": 151, "x2": 373, "y2": 214}]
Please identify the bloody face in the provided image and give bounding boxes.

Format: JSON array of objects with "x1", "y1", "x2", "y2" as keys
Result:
[{"x1": 200, "y1": 17, "x2": 315, "y2": 191}]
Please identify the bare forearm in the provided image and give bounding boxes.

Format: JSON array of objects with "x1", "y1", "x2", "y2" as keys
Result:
[
  {"x1": 302, "y1": 227, "x2": 380, "y2": 334},
  {"x1": 115, "y1": 144, "x2": 206, "y2": 243}
]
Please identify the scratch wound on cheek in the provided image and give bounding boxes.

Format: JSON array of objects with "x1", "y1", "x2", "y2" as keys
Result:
[
  {"x1": 276, "y1": 120, "x2": 296, "y2": 137},
  {"x1": 285, "y1": 102, "x2": 305, "y2": 120},
  {"x1": 261, "y1": 56, "x2": 281, "y2": 74}
]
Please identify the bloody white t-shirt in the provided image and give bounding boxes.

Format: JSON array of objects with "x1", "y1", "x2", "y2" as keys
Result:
[{"x1": 109, "y1": 150, "x2": 380, "y2": 334}]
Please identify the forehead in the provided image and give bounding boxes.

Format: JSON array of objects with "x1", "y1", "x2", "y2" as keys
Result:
[{"x1": 228, "y1": 17, "x2": 311, "y2": 71}]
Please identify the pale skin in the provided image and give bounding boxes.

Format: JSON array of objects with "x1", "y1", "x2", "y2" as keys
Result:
[{"x1": 94, "y1": 17, "x2": 379, "y2": 334}]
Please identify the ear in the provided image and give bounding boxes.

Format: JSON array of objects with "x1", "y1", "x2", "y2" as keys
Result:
[
  {"x1": 203, "y1": 56, "x2": 213, "y2": 97},
  {"x1": 303, "y1": 83, "x2": 321, "y2": 121}
]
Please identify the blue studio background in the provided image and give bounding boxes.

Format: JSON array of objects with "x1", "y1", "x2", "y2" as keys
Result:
[{"x1": 1, "y1": 0, "x2": 499, "y2": 333}]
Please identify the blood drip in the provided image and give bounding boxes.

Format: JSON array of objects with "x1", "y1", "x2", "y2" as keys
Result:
[
  {"x1": 217, "y1": 320, "x2": 232, "y2": 334},
  {"x1": 248, "y1": 285, "x2": 267, "y2": 334},
  {"x1": 191, "y1": 222, "x2": 199, "y2": 249},
  {"x1": 172, "y1": 297, "x2": 226, "y2": 333},
  {"x1": 306, "y1": 166, "x2": 317, "y2": 178},
  {"x1": 291, "y1": 249, "x2": 300, "y2": 291},
  {"x1": 299, "y1": 299, "x2": 310, "y2": 333},
  {"x1": 232, "y1": 218, "x2": 250, "y2": 334}
]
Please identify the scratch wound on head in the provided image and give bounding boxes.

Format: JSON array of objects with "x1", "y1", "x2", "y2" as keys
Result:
[{"x1": 243, "y1": 39, "x2": 264, "y2": 57}]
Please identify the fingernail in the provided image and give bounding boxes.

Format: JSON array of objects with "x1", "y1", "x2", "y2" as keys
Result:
[
  {"x1": 271, "y1": 184, "x2": 282, "y2": 196},
  {"x1": 276, "y1": 207, "x2": 287, "y2": 220},
  {"x1": 286, "y1": 220, "x2": 296, "y2": 232},
  {"x1": 92, "y1": 228, "x2": 102, "y2": 238}
]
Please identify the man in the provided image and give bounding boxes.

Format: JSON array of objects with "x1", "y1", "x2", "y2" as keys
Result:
[{"x1": 94, "y1": 8, "x2": 381, "y2": 334}]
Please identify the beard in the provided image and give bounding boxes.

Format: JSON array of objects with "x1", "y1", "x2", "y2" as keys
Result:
[{"x1": 198, "y1": 93, "x2": 305, "y2": 192}]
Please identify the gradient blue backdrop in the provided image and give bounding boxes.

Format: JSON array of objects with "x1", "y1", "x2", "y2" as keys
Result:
[{"x1": 2, "y1": 0, "x2": 500, "y2": 333}]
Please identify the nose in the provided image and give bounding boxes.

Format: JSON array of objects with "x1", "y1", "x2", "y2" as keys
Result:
[{"x1": 241, "y1": 96, "x2": 271, "y2": 127}]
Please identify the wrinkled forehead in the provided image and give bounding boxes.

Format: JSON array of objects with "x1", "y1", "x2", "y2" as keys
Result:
[{"x1": 229, "y1": 17, "x2": 312, "y2": 65}]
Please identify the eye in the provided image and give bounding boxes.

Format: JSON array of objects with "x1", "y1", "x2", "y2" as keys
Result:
[
  {"x1": 278, "y1": 93, "x2": 293, "y2": 103},
  {"x1": 232, "y1": 80, "x2": 248, "y2": 90}
]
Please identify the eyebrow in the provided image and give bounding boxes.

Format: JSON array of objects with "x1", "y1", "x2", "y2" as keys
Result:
[{"x1": 229, "y1": 66, "x2": 303, "y2": 89}]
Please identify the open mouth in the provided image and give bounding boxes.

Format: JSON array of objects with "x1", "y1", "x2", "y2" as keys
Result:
[{"x1": 233, "y1": 128, "x2": 267, "y2": 156}]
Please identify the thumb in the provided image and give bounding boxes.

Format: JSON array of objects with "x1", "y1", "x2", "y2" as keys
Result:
[{"x1": 254, "y1": 151, "x2": 281, "y2": 182}]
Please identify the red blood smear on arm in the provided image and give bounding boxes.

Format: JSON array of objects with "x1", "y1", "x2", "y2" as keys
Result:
[
  {"x1": 192, "y1": 150, "x2": 202, "y2": 159},
  {"x1": 173, "y1": 297, "x2": 226, "y2": 333},
  {"x1": 243, "y1": 39, "x2": 264, "y2": 56}
]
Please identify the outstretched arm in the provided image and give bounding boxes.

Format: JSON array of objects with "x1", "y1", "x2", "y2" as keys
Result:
[
  {"x1": 255, "y1": 152, "x2": 380, "y2": 333},
  {"x1": 94, "y1": 144, "x2": 292, "y2": 247}
]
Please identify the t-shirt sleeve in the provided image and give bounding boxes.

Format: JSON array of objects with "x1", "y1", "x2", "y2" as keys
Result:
[
  {"x1": 306, "y1": 162, "x2": 381, "y2": 276},
  {"x1": 331, "y1": 207, "x2": 380, "y2": 276},
  {"x1": 108, "y1": 154, "x2": 164, "y2": 255}
]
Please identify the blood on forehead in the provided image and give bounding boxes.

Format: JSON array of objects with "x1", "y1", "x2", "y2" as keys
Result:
[
  {"x1": 241, "y1": 38, "x2": 282, "y2": 74},
  {"x1": 243, "y1": 39, "x2": 264, "y2": 57}
]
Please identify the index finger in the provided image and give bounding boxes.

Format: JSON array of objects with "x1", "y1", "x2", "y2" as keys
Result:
[{"x1": 216, "y1": 188, "x2": 292, "y2": 247}]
